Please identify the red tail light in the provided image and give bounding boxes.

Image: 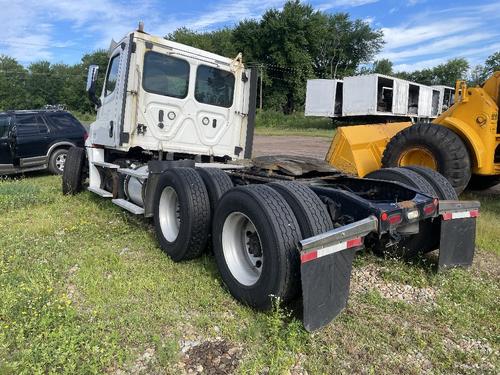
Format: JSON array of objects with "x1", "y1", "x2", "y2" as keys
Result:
[
  {"x1": 388, "y1": 213, "x2": 402, "y2": 225},
  {"x1": 423, "y1": 203, "x2": 436, "y2": 215}
]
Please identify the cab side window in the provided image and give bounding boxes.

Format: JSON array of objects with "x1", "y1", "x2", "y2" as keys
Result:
[
  {"x1": 0, "y1": 115, "x2": 11, "y2": 138},
  {"x1": 105, "y1": 54, "x2": 120, "y2": 96},
  {"x1": 142, "y1": 52, "x2": 190, "y2": 99},
  {"x1": 195, "y1": 65, "x2": 235, "y2": 108}
]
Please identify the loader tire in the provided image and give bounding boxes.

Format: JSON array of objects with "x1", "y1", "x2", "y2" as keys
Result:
[
  {"x1": 381, "y1": 123, "x2": 471, "y2": 194},
  {"x1": 153, "y1": 168, "x2": 211, "y2": 261},
  {"x1": 468, "y1": 175, "x2": 500, "y2": 191},
  {"x1": 404, "y1": 166, "x2": 458, "y2": 200},
  {"x1": 62, "y1": 146, "x2": 85, "y2": 195},
  {"x1": 268, "y1": 181, "x2": 334, "y2": 238},
  {"x1": 212, "y1": 185, "x2": 301, "y2": 309},
  {"x1": 365, "y1": 167, "x2": 439, "y2": 258},
  {"x1": 196, "y1": 167, "x2": 233, "y2": 212}
]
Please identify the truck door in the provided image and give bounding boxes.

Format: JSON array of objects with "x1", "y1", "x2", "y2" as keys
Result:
[
  {"x1": 193, "y1": 64, "x2": 246, "y2": 157},
  {"x1": 13, "y1": 114, "x2": 49, "y2": 166},
  {"x1": 91, "y1": 39, "x2": 131, "y2": 147},
  {"x1": 0, "y1": 114, "x2": 14, "y2": 168}
]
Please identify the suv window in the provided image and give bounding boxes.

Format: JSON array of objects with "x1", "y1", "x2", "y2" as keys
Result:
[
  {"x1": 105, "y1": 54, "x2": 120, "y2": 96},
  {"x1": 195, "y1": 65, "x2": 235, "y2": 108},
  {"x1": 15, "y1": 114, "x2": 47, "y2": 135},
  {"x1": 0, "y1": 115, "x2": 11, "y2": 138},
  {"x1": 45, "y1": 113, "x2": 81, "y2": 131},
  {"x1": 143, "y1": 52, "x2": 189, "y2": 99}
]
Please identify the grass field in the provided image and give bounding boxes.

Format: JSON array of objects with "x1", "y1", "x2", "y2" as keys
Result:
[{"x1": 0, "y1": 174, "x2": 498, "y2": 374}]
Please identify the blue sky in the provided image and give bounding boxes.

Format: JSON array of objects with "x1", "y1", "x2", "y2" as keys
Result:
[{"x1": 0, "y1": 0, "x2": 499, "y2": 72}]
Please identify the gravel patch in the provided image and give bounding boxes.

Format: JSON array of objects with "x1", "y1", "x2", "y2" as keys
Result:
[
  {"x1": 180, "y1": 339, "x2": 242, "y2": 374},
  {"x1": 351, "y1": 264, "x2": 436, "y2": 304}
]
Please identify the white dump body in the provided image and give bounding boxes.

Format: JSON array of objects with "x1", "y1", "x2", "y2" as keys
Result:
[
  {"x1": 307, "y1": 73, "x2": 452, "y2": 119},
  {"x1": 343, "y1": 73, "x2": 432, "y2": 118},
  {"x1": 305, "y1": 79, "x2": 343, "y2": 117},
  {"x1": 432, "y1": 85, "x2": 455, "y2": 114}
]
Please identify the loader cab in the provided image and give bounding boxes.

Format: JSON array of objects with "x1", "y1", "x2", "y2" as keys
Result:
[{"x1": 87, "y1": 30, "x2": 254, "y2": 160}]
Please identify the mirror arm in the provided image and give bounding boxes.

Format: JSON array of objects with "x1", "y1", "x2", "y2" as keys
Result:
[{"x1": 88, "y1": 85, "x2": 102, "y2": 108}]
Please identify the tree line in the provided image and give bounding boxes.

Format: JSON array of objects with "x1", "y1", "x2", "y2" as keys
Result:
[{"x1": 0, "y1": 0, "x2": 498, "y2": 114}]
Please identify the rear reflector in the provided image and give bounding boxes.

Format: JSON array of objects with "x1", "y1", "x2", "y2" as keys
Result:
[
  {"x1": 424, "y1": 203, "x2": 436, "y2": 215},
  {"x1": 388, "y1": 213, "x2": 402, "y2": 225},
  {"x1": 300, "y1": 237, "x2": 363, "y2": 264},
  {"x1": 442, "y1": 209, "x2": 479, "y2": 221}
]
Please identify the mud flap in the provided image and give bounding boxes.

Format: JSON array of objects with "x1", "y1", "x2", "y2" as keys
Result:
[
  {"x1": 299, "y1": 216, "x2": 378, "y2": 332},
  {"x1": 438, "y1": 200, "x2": 480, "y2": 270},
  {"x1": 301, "y1": 247, "x2": 357, "y2": 332}
]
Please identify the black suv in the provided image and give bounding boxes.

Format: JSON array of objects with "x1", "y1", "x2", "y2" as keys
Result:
[{"x1": 0, "y1": 110, "x2": 87, "y2": 175}]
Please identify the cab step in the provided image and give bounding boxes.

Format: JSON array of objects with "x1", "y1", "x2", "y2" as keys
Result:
[
  {"x1": 92, "y1": 161, "x2": 120, "y2": 169},
  {"x1": 112, "y1": 199, "x2": 144, "y2": 215},
  {"x1": 88, "y1": 186, "x2": 113, "y2": 197},
  {"x1": 118, "y1": 168, "x2": 148, "y2": 179}
]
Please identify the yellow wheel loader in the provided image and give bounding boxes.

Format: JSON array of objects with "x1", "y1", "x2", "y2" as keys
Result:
[{"x1": 326, "y1": 71, "x2": 500, "y2": 193}]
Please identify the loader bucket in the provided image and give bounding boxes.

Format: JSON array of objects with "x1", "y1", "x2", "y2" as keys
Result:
[{"x1": 326, "y1": 122, "x2": 411, "y2": 177}]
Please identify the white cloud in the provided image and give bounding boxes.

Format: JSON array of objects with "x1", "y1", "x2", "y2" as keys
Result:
[
  {"x1": 380, "y1": 32, "x2": 493, "y2": 61},
  {"x1": 317, "y1": 0, "x2": 379, "y2": 11},
  {"x1": 378, "y1": 1, "x2": 500, "y2": 72}
]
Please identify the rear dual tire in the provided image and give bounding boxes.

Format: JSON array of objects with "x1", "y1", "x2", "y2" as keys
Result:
[
  {"x1": 152, "y1": 169, "x2": 334, "y2": 309},
  {"x1": 365, "y1": 167, "x2": 455, "y2": 258},
  {"x1": 213, "y1": 182, "x2": 333, "y2": 309}
]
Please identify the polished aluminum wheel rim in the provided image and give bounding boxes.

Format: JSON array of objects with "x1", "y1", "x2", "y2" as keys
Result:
[
  {"x1": 55, "y1": 153, "x2": 67, "y2": 171},
  {"x1": 159, "y1": 186, "x2": 180, "y2": 242},
  {"x1": 222, "y1": 212, "x2": 263, "y2": 286}
]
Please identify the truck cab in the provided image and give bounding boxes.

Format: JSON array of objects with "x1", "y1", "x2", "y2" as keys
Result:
[{"x1": 88, "y1": 29, "x2": 255, "y2": 161}]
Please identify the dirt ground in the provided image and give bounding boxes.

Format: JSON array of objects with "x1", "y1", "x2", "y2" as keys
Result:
[{"x1": 252, "y1": 135, "x2": 331, "y2": 160}]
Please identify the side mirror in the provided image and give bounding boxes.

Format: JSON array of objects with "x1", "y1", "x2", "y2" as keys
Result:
[
  {"x1": 86, "y1": 65, "x2": 101, "y2": 108},
  {"x1": 86, "y1": 65, "x2": 99, "y2": 92}
]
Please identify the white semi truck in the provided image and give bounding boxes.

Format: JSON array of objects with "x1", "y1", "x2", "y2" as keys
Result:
[{"x1": 63, "y1": 25, "x2": 480, "y2": 331}]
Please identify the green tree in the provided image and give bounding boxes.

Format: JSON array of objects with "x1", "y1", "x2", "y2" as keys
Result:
[
  {"x1": 0, "y1": 55, "x2": 29, "y2": 110},
  {"x1": 313, "y1": 13, "x2": 383, "y2": 79},
  {"x1": 167, "y1": 27, "x2": 237, "y2": 57},
  {"x1": 484, "y1": 52, "x2": 500, "y2": 74},
  {"x1": 432, "y1": 58, "x2": 469, "y2": 86},
  {"x1": 372, "y1": 59, "x2": 393, "y2": 75}
]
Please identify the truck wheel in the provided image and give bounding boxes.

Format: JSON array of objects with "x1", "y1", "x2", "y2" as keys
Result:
[
  {"x1": 468, "y1": 175, "x2": 500, "y2": 190},
  {"x1": 196, "y1": 167, "x2": 233, "y2": 212},
  {"x1": 404, "y1": 166, "x2": 458, "y2": 200},
  {"x1": 381, "y1": 123, "x2": 471, "y2": 194},
  {"x1": 365, "y1": 167, "x2": 438, "y2": 197},
  {"x1": 49, "y1": 148, "x2": 69, "y2": 175},
  {"x1": 212, "y1": 185, "x2": 301, "y2": 309},
  {"x1": 62, "y1": 147, "x2": 85, "y2": 195},
  {"x1": 153, "y1": 168, "x2": 211, "y2": 261},
  {"x1": 365, "y1": 167, "x2": 439, "y2": 258},
  {"x1": 268, "y1": 181, "x2": 334, "y2": 237}
]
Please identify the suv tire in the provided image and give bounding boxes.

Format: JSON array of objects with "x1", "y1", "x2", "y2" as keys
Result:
[{"x1": 49, "y1": 148, "x2": 69, "y2": 175}]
